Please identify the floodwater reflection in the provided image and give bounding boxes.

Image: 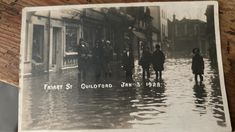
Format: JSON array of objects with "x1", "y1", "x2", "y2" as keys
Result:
[
  {"x1": 193, "y1": 83, "x2": 207, "y2": 115},
  {"x1": 22, "y1": 58, "x2": 229, "y2": 131}
]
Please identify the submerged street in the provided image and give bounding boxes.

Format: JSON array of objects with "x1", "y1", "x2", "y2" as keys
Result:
[{"x1": 22, "y1": 58, "x2": 228, "y2": 131}]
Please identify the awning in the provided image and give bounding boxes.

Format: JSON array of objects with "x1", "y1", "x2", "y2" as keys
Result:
[{"x1": 132, "y1": 31, "x2": 146, "y2": 40}]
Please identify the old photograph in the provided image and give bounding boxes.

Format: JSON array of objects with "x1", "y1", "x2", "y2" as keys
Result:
[{"x1": 19, "y1": 1, "x2": 231, "y2": 132}]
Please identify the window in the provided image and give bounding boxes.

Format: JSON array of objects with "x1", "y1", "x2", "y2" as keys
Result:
[
  {"x1": 32, "y1": 25, "x2": 44, "y2": 63},
  {"x1": 66, "y1": 26, "x2": 78, "y2": 52}
]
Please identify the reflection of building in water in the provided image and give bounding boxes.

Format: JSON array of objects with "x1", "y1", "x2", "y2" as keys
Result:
[
  {"x1": 131, "y1": 81, "x2": 167, "y2": 121},
  {"x1": 168, "y1": 15, "x2": 208, "y2": 56},
  {"x1": 209, "y1": 75, "x2": 226, "y2": 126}
]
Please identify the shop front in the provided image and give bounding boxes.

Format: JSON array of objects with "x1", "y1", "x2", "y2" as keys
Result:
[{"x1": 23, "y1": 12, "x2": 82, "y2": 75}]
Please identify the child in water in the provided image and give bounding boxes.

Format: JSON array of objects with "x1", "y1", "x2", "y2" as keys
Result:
[{"x1": 192, "y1": 48, "x2": 204, "y2": 84}]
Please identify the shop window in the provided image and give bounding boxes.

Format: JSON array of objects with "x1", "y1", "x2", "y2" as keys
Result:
[
  {"x1": 66, "y1": 26, "x2": 78, "y2": 53},
  {"x1": 32, "y1": 25, "x2": 44, "y2": 63}
]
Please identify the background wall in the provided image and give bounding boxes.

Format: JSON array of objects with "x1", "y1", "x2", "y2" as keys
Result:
[{"x1": 0, "y1": 0, "x2": 235, "y2": 130}]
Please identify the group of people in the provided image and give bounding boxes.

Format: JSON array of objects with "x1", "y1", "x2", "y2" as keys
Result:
[
  {"x1": 122, "y1": 44, "x2": 205, "y2": 84},
  {"x1": 77, "y1": 39, "x2": 113, "y2": 82},
  {"x1": 122, "y1": 44, "x2": 165, "y2": 82},
  {"x1": 77, "y1": 38, "x2": 205, "y2": 84}
]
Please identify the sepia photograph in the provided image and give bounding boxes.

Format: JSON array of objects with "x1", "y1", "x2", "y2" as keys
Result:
[{"x1": 19, "y1": 1, "x2": 231, "y2": 132}]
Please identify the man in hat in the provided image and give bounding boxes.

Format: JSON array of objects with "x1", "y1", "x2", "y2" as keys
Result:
[
  {"x1": 122, "y1": 47, "x2": 134, "y2": 82},
  {"x1": 192, "y1": 48, "x2": 204, "y2": 84},
  {"x1": 103, "y1": 40, "x2": 113, "y2": 78},
  {"x1": 152, "y1": 44, "x2": 165, "y2": 82},
  {"x1": 77, "y1": 38, "x2": 89, "y2": 82}
]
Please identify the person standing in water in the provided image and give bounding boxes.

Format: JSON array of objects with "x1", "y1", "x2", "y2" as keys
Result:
[
  {"x1": 192, "y1": 48, "x2": 204, "y2": 84},
  {"x1": 139, "y1": 46, "x2": 152, "y2": 80},
  {"x1": 152, "y1": 44, "x2": 165, "y2": 82},
  {"x1": 122, "y1": 47, "x2": 134, "y2": 82}
]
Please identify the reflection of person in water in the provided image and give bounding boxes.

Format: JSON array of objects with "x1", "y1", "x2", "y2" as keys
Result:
[
  {"x1": 193, "y1": 83, "x2": 207, "y2": 115},
  {"x1": 137, "y1": 80, "x2": 166, "y2": 106},
  {"x1": 192, "y1": 48, "x2": 204, "y2": 84}
]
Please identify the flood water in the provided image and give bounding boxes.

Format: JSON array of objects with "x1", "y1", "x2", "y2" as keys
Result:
[{"x1": 21, "y1": 58, "x2": 229, "y2": 131}]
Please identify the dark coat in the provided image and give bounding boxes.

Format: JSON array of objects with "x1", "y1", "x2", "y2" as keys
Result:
[
  {"x1": 122, "y1": 51, "x2": 134, "y2": 71},
  {"x1": 152, "y1": 50, "x2": 165, "y2": 71},
  {"x1": 92, "y1": 46, "x2": 104, "y2": 63},
  {"x1": 92, "y1": 46, "x2": 104, "y2": 72},
  {"x1": 139, "y1": 51, "x2": 152, "y2": 69},
  {"x1": 192, "y1": 54, "x2": 204, "y2": 74},
  {"x1": 77, "y1": 43, "x2": 89, "y2": 70},
  {"x1": 103, "y1": 46, "x2": 113, "y2": 63}
]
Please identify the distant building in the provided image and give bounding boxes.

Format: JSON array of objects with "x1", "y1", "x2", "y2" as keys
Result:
[
  {"x1": 168, "y1": 15, "x2": 208, "y2": 56},
  {"x1": 149, "y1": 6, "x2": 168, "y2": 49},
  {"x1": 122, "y1": 7, "x2": 153, "y2": 59}
]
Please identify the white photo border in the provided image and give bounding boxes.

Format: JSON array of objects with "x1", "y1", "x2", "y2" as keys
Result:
[{"x1": 19, "y1": 1, "x2": 232, "y2": 132}]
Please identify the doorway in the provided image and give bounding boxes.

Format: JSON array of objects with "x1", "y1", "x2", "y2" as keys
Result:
[
  {"x1": 32, "y1": 25, "x2": 44, "y2": 63},
  {"x1": 50, "y1": 27, "x2": 62, "y2": 72}
]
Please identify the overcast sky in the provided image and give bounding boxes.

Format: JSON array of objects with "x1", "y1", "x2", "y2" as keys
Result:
[{"x1": 162, "y1": 3, "x2": 208, "y2": 22}]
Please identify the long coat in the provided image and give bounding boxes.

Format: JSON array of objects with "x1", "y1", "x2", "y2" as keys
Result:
[
  {"x1": 77, "y1": 43, "x2": 89, "y2": 70},
  {"x1": 122, "y1": 51, "x2": 134, "y2": 71},
  {"x1": 139, "y1": 51, "x2": 152, "y2": 69},
  {"x1": 192, "y1": 54, "x2": 204, "y2": 74},
  {"x1": 92, "y1": 46, "x2": 104, "y2": 69},
  {"x1": 103, "y1": 46, "x2": 113, "y2": 63},
  {"x1": 152, "y1": 50, "x2": 165, "y2": 71}
]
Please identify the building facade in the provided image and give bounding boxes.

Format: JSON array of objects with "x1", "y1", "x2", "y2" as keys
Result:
[
  {"x1": 168, "y1": 15, "x2": 208, "y2": 57},
  {"x1": 23, "y1": 7, "x2": 156, "y2": 75},
  {"x1": 205, "y1": 5, "x2": 217, "y2": 63},
  {"x1": 121, "y1": 7, "x2": 154, "y2": 59},
  {"x1": 149, "y1": 6, "x2": 168, "y2": 48},
  {"x1": 23, "y1": 9, "x2": 129, "y2": 75}
]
